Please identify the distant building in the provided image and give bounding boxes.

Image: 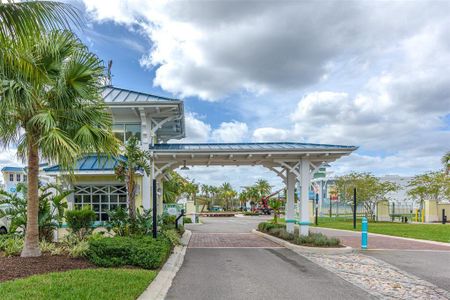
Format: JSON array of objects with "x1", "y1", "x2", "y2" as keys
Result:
[
  {"x1": 1, "y1": 166, "x2": 27, "y2": 194},
  {"x1": 1, "y1": 164, "x2": 52, "y2": 194}
]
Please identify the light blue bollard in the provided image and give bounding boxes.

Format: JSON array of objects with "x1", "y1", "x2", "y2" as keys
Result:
[{"x1": 361, "y1": 217, "x2": 368, "y2": 250}]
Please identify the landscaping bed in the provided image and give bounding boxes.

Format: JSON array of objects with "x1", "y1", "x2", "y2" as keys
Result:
[
  {"x1": 0, "y1": 254, "x2": 94, "y2": 282},
  {"x1": 258, "y1": 222, "x2": 342, "y2": 247}
]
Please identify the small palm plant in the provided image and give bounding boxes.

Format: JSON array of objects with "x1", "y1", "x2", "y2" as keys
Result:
[
  {"x1": 269, "y1": 199, "x2": 283, "y2": 224},
  {"x1": 114, "y1": 136, "x2": 150, "y2": 220}
]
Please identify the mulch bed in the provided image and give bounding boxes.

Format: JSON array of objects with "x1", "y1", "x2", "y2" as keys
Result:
[{"x1": 0, "y1": 253, "x2": 96, "y2": 282}]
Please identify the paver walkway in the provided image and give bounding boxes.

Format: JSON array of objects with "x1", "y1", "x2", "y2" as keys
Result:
[
  {"x1": 189, "y1": 232, "x2": 281, "y2": 248},
  {"x1": 312, "y1": 227, "x2": 450, "y2": 251}
]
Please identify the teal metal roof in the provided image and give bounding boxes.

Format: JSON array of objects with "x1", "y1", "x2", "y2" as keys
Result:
[
  {"x1": 1, "y1": 166, "x2": 25, "y2": 172},
  {"x1": 151, "y1": 142, "x2": 357, "y2": 151},
  {"x1": 44, "y1": 155, "x2": 125, "y2": 173},
  {"x1": 102, "y1": 86, "x2": 179, "y2": 103}
]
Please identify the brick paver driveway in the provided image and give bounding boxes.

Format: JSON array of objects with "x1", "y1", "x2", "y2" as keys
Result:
[
  {"x1": 312, "y1": 227, "x2": 450, "y2": 251},
  {"x1": 189, "y1": 232, "x2": 282, "y2": 248}
]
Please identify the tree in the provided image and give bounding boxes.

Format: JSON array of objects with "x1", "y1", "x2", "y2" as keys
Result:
[
  {"x1": 162, "y1": 171, "x2": 184, "y2": 203},
  {"x1": 115, "y1": 136, "x2": 150, "y2": 219},
  {"x1": 442, "y1": 151, "x2": 450, "y2": 175},
  {"x1": 219, "y1": 182, "x2": 237, "y2": 211},
  {"x1": 0, "y1": 30, "x2": 119, "y2": 257},
  {"x1": 335, "y1": 172, "x2": 399, "y2": 219},
  {"x1": 255, "y1": 179, "x2": 271, "y2": 198},
  {"x1": 408, "y1": 172, "x2": 450, "y2": 215}
]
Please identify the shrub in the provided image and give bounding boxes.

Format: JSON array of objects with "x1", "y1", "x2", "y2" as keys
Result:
[
  {"x1": 40, "y1": 240, "x2": 56, "y2": 253},
  {"x1": 162, "y1": 215, "x2": 176, "y2": 229},
  {"x1": 257, "y1": 222, "x2": 285, "y2": 233},
  {"x1": 183, "y1": 217, "x2": 192, "y2": 224},
  {"x1": 50, "y1": 246, "x2": 64, "y2": 256},
  {"x1": 0, "y1": 235, "x2": 23, "y2": 256},
  {"x1": 107, "y1": 207, "x2": 154, "y2": 236},
  {"x1": 68, "y1": 240, "x2": 90, "y2": 258},
  {"x1": 88, "y1": 236, "x2": 172, "y2": 269},
  {"x1": 163, "y1": 229, "x2": 181, "y2": 246},
  {"x1": 294, "y1": 233, "x2": 340, "y2": 247},
  {"x1": 65, "y1": 208, "x2": 96, "y2": 239}
]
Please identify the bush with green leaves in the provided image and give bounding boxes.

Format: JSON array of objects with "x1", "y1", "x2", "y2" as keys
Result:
[
  {"x1": 257, "y1": 222, "x2": 285, "y2": 233},
  {"x1": 107, "y1": 207, "x2": 153, "y2": 236},
  {"x1": 162, "y1": 214, "x2": 176, "y2": 229},
  {"x1": 0, "y1": 183, "x2": 70, "y2": 241},
  {"x1": 183, "y1": 216, "x2": 192, "y2": 224},
  {"x1": 65, "y1": 208, "x2": 96, "y2": 239},
  {"x1": 0, "y1": 235, "x2": 23, "y2": 256},
  {"x1": 163, "y1": 229, "x2": 181, "y2": 246},
  {"x1": 88, "y1": 235, "x2": 172, "y2": 269},
  {"x1": 258, "y1": 222, "x2": 341, "y2": 247}
]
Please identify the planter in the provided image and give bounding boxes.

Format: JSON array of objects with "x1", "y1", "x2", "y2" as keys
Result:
[{"x1": 253, "y1": 229, "x2": 354, "y2": 254}]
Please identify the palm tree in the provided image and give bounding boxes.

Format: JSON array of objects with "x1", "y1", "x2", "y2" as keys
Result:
[
  {"x1": 1, "y1": 1, "x2": 80, "y2": 88},
  {"x1": 0, "y1": 30, "x2": 119, "y2": 257},
  {"x1": 442, "y1": 151, "x2": 450, "y2": 175},
  {"x1": 255, "y1": 179, "x2": 271, "y2": 198},
  {"x1": 115, "y1": 136, "x2": 150, "y2": 219}
]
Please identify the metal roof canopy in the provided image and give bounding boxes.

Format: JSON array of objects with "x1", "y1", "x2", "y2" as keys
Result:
[
  {"x1": 103, "y1": 86, "x2": 185, "y2": 142},
  {"x1": 150, "y1": 142, "x2": 358, "y2": 180}
]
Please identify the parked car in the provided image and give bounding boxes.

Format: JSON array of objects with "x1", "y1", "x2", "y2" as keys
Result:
[{"x1": 0, "y1": 204, "x2": 11, "y2": 234}]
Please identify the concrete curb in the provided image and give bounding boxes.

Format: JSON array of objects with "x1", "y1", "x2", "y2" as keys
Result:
[
  {"x1": 253, "y1": 229, "x2": 354, "y2": 254},
  {"x1": 138, "y1": 230, "x2": 192, "y2": 300},
  {"x1": 313, "y1": 226, "x2": 450, "y2": 247}
]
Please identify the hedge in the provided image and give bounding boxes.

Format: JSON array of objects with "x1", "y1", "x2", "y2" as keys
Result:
[{"x1": 88, "y1": 236, "x2": 172, "y2": 269}]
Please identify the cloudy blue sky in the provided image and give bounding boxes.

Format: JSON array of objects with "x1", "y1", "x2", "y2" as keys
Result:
[{"x1": 2, "y1": 0, "x2": 450, "y2": 189}]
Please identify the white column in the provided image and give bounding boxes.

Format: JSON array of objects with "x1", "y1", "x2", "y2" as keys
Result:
[
  {"x1": 140, "y1": 112, "x2": 151, "y2": 210},
  {"x1": 286, "y1": 169, "x2": 296, "y2": 233},
  {"x1": 299, "y1": 158, "x2": 311, "y2": 236},
  {"x1": 318, "y1": 180, "x2": 323, "y2": 216},
  {"x1": 156, "y1": 177, "x2": 163, "y2": 216}
]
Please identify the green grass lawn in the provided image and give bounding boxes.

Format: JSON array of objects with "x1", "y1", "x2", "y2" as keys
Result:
[
  {"x1": 315, "y1": 217, "x2": 450, "y2": 243},
  {"x1": 279, "y1": 217, "x2": 450, "y2": 243},
  {"x1": 0, "y1": 268, "x2": 157, "y2": 300}
]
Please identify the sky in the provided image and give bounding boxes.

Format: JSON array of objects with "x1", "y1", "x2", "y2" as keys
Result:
[{"x1": 2, "y1": 0, "x2": 450, "y2": 190}]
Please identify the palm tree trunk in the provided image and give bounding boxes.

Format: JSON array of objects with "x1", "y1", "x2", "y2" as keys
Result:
[
  {"x1": 128, "y1": 171, "x2": 136, "y2": 219},
  {"x1": 21, "y1": 135, "x2": 41, "y2": 257}
]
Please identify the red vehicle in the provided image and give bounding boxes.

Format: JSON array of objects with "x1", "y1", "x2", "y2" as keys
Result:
[{"x1": 258, "y1": 188, "x2": 284, "y2": 215}]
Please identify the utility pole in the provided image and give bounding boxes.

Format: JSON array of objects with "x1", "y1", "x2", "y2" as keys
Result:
[{"x1": 353, "y1": 188, "x2": 357, "y2": 229}]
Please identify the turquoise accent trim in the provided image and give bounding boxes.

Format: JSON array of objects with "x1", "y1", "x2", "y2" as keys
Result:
[
  {"x1": 285, "y1": 219, "x2": 297, "y2": 223},
  {"x1": 61, "y1": 221, "x2": 106, "y2": 229},
  {"x1": 298, "y1": 221, "x2": 312, "y2": 225}
]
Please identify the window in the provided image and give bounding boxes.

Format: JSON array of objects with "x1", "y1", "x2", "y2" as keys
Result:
[
  {"x1": 113, "y1": 124, "x2": 141, "y2": 143},
  {"x1": 23, "y1": 175, "x2": 27, "y2": 182},
  {"x1": 9, "y1": 174, "x2": 13, "y2": 182},
  {"x1": 74, "y1": 185, "x2": 127, "y2": 221},
  {"x1": 16, "y1": 174, "x2": 20, "y2": 182}
]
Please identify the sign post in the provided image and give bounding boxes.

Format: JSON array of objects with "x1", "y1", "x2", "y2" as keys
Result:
[
  {"x1": 361, "y1": 217, "x2": 368, "y2": 250},
  {"x1": 353, "y1": 188, "x2": 357, "y2": 229}
]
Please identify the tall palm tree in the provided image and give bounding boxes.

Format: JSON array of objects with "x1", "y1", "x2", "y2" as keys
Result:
[
  {"x1": 115, "y1": 136, "x2": 150, "y2": 219},
  {"x1": 442, "y1": 151, "x2": 450, "y2": 175},
  {"x1": 1, "y1": 1, "x2": 80, "y2": 86},
  {"x1": 255, "y1": 179, "x2": 271, "y2": 197},
  {"x1": 0, "y1": 30, "x2": 119, "y2": 257}
]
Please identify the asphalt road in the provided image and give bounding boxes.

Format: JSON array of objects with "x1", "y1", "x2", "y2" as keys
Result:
[
  {"x1": 167, "y1": 217, "x2": 372, "y2": 300},
  {"x1": 366, "y1": 250, "x2": 450, "y2": 292}
]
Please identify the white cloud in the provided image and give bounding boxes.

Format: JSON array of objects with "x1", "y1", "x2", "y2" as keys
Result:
[
  {"x1": 82, "y1": 0, "x2": 450, "y2": 101},
  {"x1": 171, "y1": 113, "x2": 211, "y2": 143},
  {"x1": 252, "y1": 127, "x2": 291, "y2": 142},
  {"x1": 211, "y1": 121, "x2": 248, "y2": 143},
  {"x1": 80, "y1": 0, "x2": 450, "y2": 179}
]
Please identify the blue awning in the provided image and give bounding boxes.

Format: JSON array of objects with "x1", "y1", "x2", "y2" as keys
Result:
[{"x1": 44, "y1": 155, "x2": 125, "y2": 173}]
